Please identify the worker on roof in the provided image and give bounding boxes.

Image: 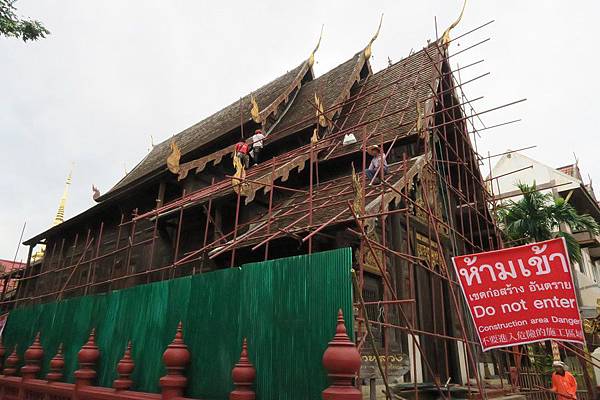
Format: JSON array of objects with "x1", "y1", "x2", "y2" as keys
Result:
[
  {"x1": 235, "y1": 140, "x2": 250, "y2": 169},
  {"x1": 365, "y1": 145, "x2": 388, "y2": 185},
  {"x1": 250, "y1": 129, "x2": 265, "y2": 165},
  {"x1": 551, "y1": 361, "x2": 577, "y2": 400}
]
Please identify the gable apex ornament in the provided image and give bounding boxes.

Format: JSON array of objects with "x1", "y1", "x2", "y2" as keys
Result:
[
  {"x1": 441, "y1": 0, "x2": 467, "y2": 45},
  {"x1": 308, "y1": 25, "x2": 324, "y2": 68},
  {"x1": 364, "y1": 14, "x2": 383, "y2": 60}
]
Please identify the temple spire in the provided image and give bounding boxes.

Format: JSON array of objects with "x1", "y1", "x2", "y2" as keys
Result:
[{"x1": 53, "y1": 169, "x2": 72, "y2": 226}]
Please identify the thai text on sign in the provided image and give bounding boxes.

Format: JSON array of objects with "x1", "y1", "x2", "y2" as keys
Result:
[{"x1": 452, "y1": 238, "x2": 584, "y2": 351}]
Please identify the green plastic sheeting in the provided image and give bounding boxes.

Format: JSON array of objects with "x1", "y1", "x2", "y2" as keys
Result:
[{"x1": 3, "y1": 248, "x2": 353, "y2": 400}]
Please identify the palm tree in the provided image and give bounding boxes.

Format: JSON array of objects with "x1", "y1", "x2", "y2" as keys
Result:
[{"x1": 496, "y1": 182, "x2": 600, "y2": 264}]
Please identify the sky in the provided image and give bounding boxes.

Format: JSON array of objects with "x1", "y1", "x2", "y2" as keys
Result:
[{"x1": 1, "y1": 0, "x2": 598, "y2": 262}]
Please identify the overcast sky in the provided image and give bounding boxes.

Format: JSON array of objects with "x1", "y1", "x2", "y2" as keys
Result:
[{"x1": 1, "y1": 1, "x2": 598, "y2": 261}]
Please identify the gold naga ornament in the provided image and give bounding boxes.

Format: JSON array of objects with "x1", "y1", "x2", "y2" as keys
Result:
[
  {"x1": 250, "y1": 94, "x2": 261, "y2": 124},
  {"x1": 166, "y1": 139, "x2": 181, "y2": 174},
  {"x1": 351, "y1": 164, "x2": 363, "y2": 216},
  {"x1": 231, "y1": 152, "x2": 248, "y2": 195},
  {"x1": 314, "y1": 92, "x2": 328, "y2": 128},
  {"x1": 308, "y1": 25, "x2": 324, "y2": 68},
  {"x1": 415, "y1": 100, "x2": 425, "y2": 137},
  {"x1": 311, "y1": 127, "x2": 319, "y2": 144},
  {"x1": 441, "y1": 0, "x2": 467, "y2": 45},
  {"x1": 364, "y1": 14, "x2": 383, "y2": 60}
]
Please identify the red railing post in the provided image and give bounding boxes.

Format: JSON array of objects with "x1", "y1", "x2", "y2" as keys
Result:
[
  {"x1": 21, "y1": 332, "x2": 44, "y2": 379},
  {"x1": 75, "y1": 329, "x2": 100, "y2": 387},
  {"x1": 322, "y1": 309, "x2": 361, "y2": 400},
  {"x1": 160, "y1": 322, "x2": 190, "y2": 400},
  {"x1": 47, "y1": 344, "x2": 65, "y2": 382},
  {"x1": 114, "y1": 341, "x2": 135, "y2": 390},
  {"x1": 4, "y1": 346, "x2": 18, "y2": 376},
  {"x1": 230, "y1": 338, "x2": 256, "y2": 400}
]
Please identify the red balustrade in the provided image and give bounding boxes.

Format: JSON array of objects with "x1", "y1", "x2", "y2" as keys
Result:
[
  {"x1": 230, "y1": 338, "x2": 256, "y2": 400},
  {"x1": 114, "y1": 341, "x2": 134, "y2": 390},
  {"x1": 47, "y1": 343, "x2": 65, "y2": 382},
  {"x1": 0, "y1": 310, "x2": 358, "y2": 400},
  {"x1": 160, "y1": 321, "x2": 190, "y2": 400},
  {"x1": 322, "y1": 309, "x2": 361, "y2": 400}
]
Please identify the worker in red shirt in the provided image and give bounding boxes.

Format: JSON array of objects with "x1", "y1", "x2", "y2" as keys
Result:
[
  {"x1": 551, "y1": 361, "x2": 577, "y2": 400},
  {"x1": 235, "y1": 141, "x2": 250, "y2": 169}
]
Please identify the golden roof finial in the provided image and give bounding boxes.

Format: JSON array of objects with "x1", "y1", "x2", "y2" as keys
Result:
[
  {"x1": 364, "y1": 14, "x2": 383, "y2": 60},
  {"x1": 308, "y1": 25, "x2": 324, "y2": 68},
  {"x1": 250, "y1": 94, "x2": 261, "y2": 124},
  {"x1": 441, "y1": 0, "x2": 467, "y2": 45},
  {"x1": 53, "y1": 169, "x2": 72, "y2": 226}
]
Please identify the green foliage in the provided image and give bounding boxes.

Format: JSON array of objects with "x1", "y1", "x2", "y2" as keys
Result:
[
  {"x1": 496, "y1": 182, "x2": 600, "y2": 264},
  {"x1": 0, "y1": 0, "x2": 49, "y2": 41}
]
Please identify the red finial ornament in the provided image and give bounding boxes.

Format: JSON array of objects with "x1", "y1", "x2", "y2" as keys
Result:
[
  {"x1": 230, "y1": 338, "x2": 256, "y2": 400},
  {"x1": 22, "y1": 332, "x2": 44, "y2": 379},
  {"x1": 4, "y1": 346, "x2": 19, "y2": 376},
  {"x1": 0, "y1": 338, "x2": 6, "y2": 374},
  {"x1": 47, "y1": 344, "x2": 65, "y2": 382},
  {"x1": 160, "y1": 322, "x2": 190, "y2": 400},
  {"x1": 114, "y1": 341, "x2": 135, "y2": 390},
  {"x1": 322, "y1": 309, "x2": 361, "y2": 400},
  {"x1": 75, "y1": 328, "x2": 100, "y2": 387}
]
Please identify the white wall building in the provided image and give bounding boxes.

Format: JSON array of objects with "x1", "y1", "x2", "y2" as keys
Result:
[{"x1": 491, "y1": 151, "x2": 600, "y2": 318}]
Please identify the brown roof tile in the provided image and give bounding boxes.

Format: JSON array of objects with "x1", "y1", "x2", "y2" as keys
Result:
[{"x1": 98, "y1": 62, "x2": 308, "y2": 201}]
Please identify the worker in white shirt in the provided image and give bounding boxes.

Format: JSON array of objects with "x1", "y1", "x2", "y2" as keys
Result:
[
  {"x1": 250, "y1": 129, "x2": 266, "y2": 165},
  {"x1": 365, "y1": 145, "x2": 388, "y2": 185}
]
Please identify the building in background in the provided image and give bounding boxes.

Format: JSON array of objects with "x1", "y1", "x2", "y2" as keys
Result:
[
  {"x1": 491, "y1": 151, "x2": 600, "y2": 320},
  {"x1": 0, "y1": 259, "x2": 26, "y2": 306}
]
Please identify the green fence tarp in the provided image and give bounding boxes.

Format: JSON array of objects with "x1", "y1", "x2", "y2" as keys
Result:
[{"x1": 3, "y1": 248, "x2": 353, "y2": 400}]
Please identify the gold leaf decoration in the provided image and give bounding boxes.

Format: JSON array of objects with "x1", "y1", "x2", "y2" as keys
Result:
[
  {"x1": 232, "y1": 152, "x2": 247, "y2": 195},
  {"x1": 416, "y1": 100, "x2": 424, "y2": 136},
  {"x1": 250, "y1": 94, "x2": 261, "y2": 124},
  {"x1": 351, "y1": 164, "x2": 363, "y2": 216},
  {"x1": 441, "y1": 0, "x2": 467, "y2": 45},
  {"x1": 167, "y1": 139, "x2": 181, "y2": 174},
  {"x1": 311, "y1": 127, "x2": 319, "y2": 144},
  {"x1": 314, "y1": 92, "x2": 328, "y2": 128},
  {"x1": 364, "y1": 14, "x2": 383, "y2": 59},
  {"x1": 308, "y1": 25, "x2": 324, "y2": 68}
]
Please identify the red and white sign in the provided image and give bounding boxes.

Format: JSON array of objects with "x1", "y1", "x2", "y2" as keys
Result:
[{"x1": 452, "y1": 238, "x2": 584, "y2": 351}]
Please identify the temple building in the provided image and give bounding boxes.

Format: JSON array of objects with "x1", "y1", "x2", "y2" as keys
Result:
[{"x1": 10, "y1": 14, "x2": 505, "y2": 394}]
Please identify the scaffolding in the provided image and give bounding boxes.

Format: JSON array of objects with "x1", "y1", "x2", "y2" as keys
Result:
[{"x1": 5, "y1": 18, "x2": 596, "y2": 400}]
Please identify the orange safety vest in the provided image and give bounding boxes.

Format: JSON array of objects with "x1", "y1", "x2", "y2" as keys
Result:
[{"x1": 551, "y1": 371, "x2": 577, "y2": 400}]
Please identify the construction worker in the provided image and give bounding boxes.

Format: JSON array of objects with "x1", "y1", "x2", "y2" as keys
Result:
[
  {"x1": 365, "y1": 145, "x2": 388, "y2": 184},
  {"x1": 235, "y1": 140, "x2": 250, "y2": 169},
  {"x1": 250, "y1": 129, "x2": 265, "y2": 165},
  {"x1": 551, "y1": 361, "x2": 577, "y2": 400}
]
